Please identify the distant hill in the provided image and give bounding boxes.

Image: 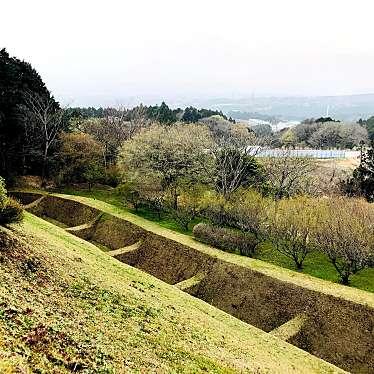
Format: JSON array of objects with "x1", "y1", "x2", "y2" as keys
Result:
[
  {"x1": 67, "y1": 93, "x2": 374, "y2": 122},
  {"x1": 196, "y1": 94, "x2": 374, "y2": 122}
]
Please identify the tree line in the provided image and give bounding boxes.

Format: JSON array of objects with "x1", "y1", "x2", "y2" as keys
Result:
[
  {"x1": 0, "y1": 49, "x2": 236, "y2": 185},
  {"x1": 253, "y1": 117, "x2": 369, "y2": 150},
  {"x1": 114, "y1": 123, "x2": 374, "y2": 286},
  {"x1": 1, "y1": 49, "x2": 374, "y2": 287}
]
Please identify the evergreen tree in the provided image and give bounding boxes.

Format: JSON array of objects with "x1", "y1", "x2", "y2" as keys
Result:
[
  {"x1": 156, "y1": 102, "x2": 176, "y2": 124},
  {"x1": 358, "y1": 116, "x2": 374, "y2": 142},
  {"x1": 182, "y1": 106, "x2": 200, "y2": 123},
  {"x1": 344, "y1": 146, "x2": 374, "y2": 202},
  {"x1": 0, "y1": 48, "x2": 59, "y2": 177}
]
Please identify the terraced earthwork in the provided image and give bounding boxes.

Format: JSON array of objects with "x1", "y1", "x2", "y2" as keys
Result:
[{"x1": 12, "y1": 191, "x2": 374, "y2": 374}]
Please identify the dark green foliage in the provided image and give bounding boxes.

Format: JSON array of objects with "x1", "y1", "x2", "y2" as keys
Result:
[
  {"x1": 358, "y1": 116, "x2": 374, "y2": 142},
  {"x1": 147, "y1": 102, "x2": 177, "y2": 124},
  {"x1": 66, "y1": 107, "x2": 107, "y2": 119},
  {"x1": 343, "y1": 147, "x2": 374, "y2": 202},
  {"x1": 70, "y1": 104, "x2": 234, "y2": 126},
  {"x1": 193, "y1": 223, "x2": 258, "y2": 257},
  {"x1": 315, "y1": 117, "x2": 340, "y2": 123},
  {"x1": 0, "y1": 48, "x2": 60, "y2": 178},
  {"x1": 83, "y1": 163, "x2": 104, "y2": 191},
  {"x1": 182, "y1": 107, "x2": 234, "y2": 123},
  {"x1": 182, "y1": 106, "x2": 200, "y2": 123}
]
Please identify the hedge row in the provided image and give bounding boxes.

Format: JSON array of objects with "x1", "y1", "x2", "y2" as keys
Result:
[{"x1": 193, "y1": 223, "x2": 258, "y2": 257}]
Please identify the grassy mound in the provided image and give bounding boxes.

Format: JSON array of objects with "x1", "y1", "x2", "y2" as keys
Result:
[{"x1": 0, "y1": 214, "x2": 343, "y2": 373}]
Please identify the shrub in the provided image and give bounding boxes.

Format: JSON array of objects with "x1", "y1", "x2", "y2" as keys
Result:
[
  {"x1": 227, "y1": 189, "x2": 271, "y2": 240},
  {"x1": 193, "y1": 223, "x2": 258, "y2": 257},
  {"x1": 117, "y1": 182, "x2": 142, "y2": 212},
  {"x1": 168, "y1": 186, "x2": 205, "y2": 231},
  {"x1": 0, "y1": 197, "x2": 24, "y2": 225},
  {"x1": 83, "y1": 163, "x2": 104, "y2": 191},
  {"x1": 103, "y1": 165, "x2": 121, "y2": 187},
  {"x1": 200, "y1": 192, "x2": 235, "y2": 227}
]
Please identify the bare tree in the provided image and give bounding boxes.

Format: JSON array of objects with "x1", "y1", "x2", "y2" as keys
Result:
[
  {"x1": 309, "y1": 122, "x2": 368, "y2": 149},
  {"x1": 312, "y1": 197, "x2": 374, "y2": 285},
  {"x1": 82, "y1": 105, "x2": 150, "y2": 168},
  {"x1": 262, "y1": 150, "x2": 316, "y2": 199},
  {"x1": 210, "y1": 124, "x2": 267, "y2": 198},
  {"x1": 227, "y1": 189, "x2": 271, "y2": 242},
  {"x1": 24, "y1": 92, "x2": 66, "y2": 179},
  {"x1": 268, "y1": 196, "x2": 318, "y2": 270}
]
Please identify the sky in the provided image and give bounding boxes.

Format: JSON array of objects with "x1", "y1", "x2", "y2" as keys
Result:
[{"x1": 2, "y1": 0, "x2": 374, "y2": 106}]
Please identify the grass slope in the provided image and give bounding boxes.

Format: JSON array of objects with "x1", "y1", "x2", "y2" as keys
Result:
[
  {"x1": 0, "y1": 214, "x2": 343, "y2": 373},
  {"x1": 60, "y1": 188, "x2": 374, "y2": 293}
]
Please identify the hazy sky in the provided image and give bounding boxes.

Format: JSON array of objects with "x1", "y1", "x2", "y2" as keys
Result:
[{"x1": 2, "y1": 0, "x2": 374, "y2": 106}]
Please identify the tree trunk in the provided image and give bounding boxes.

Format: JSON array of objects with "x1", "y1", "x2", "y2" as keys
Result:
[
  {"x1": 41, "y1": 142, "x2": 49, "y2": 181},
  {"x1": 294, "y1": 257, "x2": 303, "y2": 271},
  {"x1": 173, "y1": 186, "x2": 178, "y2": 210},
  {"x1": 341, "y1": 274, "x2": 350, "y2": 285}
]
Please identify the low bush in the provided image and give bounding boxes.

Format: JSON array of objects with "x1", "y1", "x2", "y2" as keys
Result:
[
  {"x1": 0, "y1": 197, "x2": 24, "y2": 225},
  {"x1": 193, "y1": 223, "x2": 258, "y2": 257},
  {"x1": 103, "y1": 165, "x2": 121, "y2": 187},
  {"x1": 0, "y1": 177, "x2": 24, "y2": 225},
  {"x1": 200, "y1": 192, "x2": 236, "y2": 227}
]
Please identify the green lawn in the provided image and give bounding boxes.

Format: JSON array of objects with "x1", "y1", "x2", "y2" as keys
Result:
[
  {"x1": 256, "y1": 242, "x2": 374, "y2": 293},
  {"x1": 61, "y1": 187, "x2": 374, "y2": 293}
]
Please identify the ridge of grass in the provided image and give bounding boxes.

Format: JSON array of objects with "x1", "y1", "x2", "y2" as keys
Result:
[
  {"x1": 39, "y1": 190, "x2": 374, "y2": 307},
  {"x1": 13, "y1": 188, "x2": 374, "y2": 305},
  {"x1": 0, "y1": 213, "x2": 344, "y2": 373},
  {"x1": 57, "y1": 187, "x2": 374, "y2": 295}
]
